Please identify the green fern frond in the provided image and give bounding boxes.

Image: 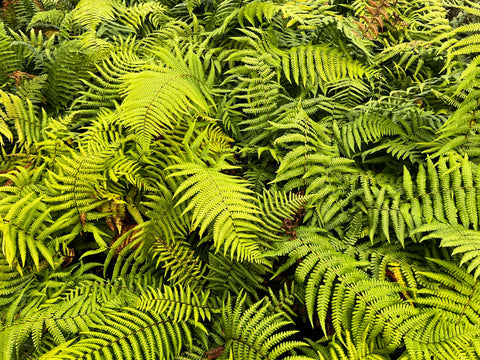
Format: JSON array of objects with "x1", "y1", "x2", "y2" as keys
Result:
[
  {"x1": 272, "y1": 105, "x2": 356, "y2": 193},
  {"x1": 268, "y1": 228, "x2": 415, "y2": 348},
  {"x1": 229, "y1": 55, "x2": 283, "y2": 145},
  {"x1": 0, "y1": 24, "x2": 19, "y2": 85},
  {"x1": 150, "y1": 239, "x2": 207, "y2": 289},
  {"x1": 0, "y1": 254, "x2": 35, "y2": 320},
  {"x1": 45, "y1": 308, "x2": 193, "y2": 360},
  {"x1": 0, "y1": 0, "x2": 42, "y2": 30},
  {"x1": 278, "y1": 44, "x2": 372, "y2": 89},
  {"x1": 168, "y1": 162, "x2": 264, "y2": 262},
  {"x1": 72, "y1": 44, "x2": 148, "y2": 116},
  {"x1": 207, "y1": 253, "x2": 269, "y2": 299},
  {"x1": 0, "y1": 92, "x2": 15, "y2": 145},
  {"x1": 306, "y1": 331, "x2": 389, "y2": 360},
  {"x1": 15, "y1": 74, "x2": 48, "y2": 111},
  {"x1": 221, "y1": 294, "x2": 309, "y2": 360},
  {"x1": 420, "y1": 224, "x2": 480, "y2": 279},
  {"x1": 138, "y1": 20, "x2": 193, "y2": 48},
  {"x1": 1, "y1": 0, "x2": 478, "y2": 358},
  {"x1": 238, "y1": 1, "x2": 283, "y2": 26},
  {"x1": 141, "y1": 191, "x2": 191, "y2": 246},
  {"x1": 0, "y1": 266, "x2": 109, "y2": 359},
  {"x1": 335, "y1": 112, "x2": 403, "y2": 156},
  {"x1": 118, "y1": 2, "x2": 168, "y2": 33},
  {"x1": 43, "y1": 40, "x2": 99, "y2": 110},
  {"x1": 0, "y1": 164, "x2": 68, "y2": 269},
  {"x1": 44, "y1": 146, "x2": 114, "y2": 224},
  {"x1": 258, "y1": 189, "x2": 306, "y2": 242},
  {"x1": 0, "y1": 89, "x2": 48, "y2": 146},
  {"x1": 28, "y1": 9, "x2": 67, "y2": 33},
  {"x1": 0, "y1": 191, "x2": 56, "y2": 268},
  {"x1": 71, "y1": 0, "x2": 118, "y2": 30},
  {"x1": 402, "y1": 258, "x2": 480, "y2": 359},
  {"x1": 362, "y1": 154, "x2": 480, "y2": 244},
  {"x1": 117, "y1": 53, "x2": 213, "y2": 150},
  {"x1": 135, "y1": 285, "x2": 220, "y2": 325}
]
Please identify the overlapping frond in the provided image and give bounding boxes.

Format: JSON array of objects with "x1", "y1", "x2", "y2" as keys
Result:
[
  {"x1": 1, "y1": 0, "x2": 480, "y2": 359},
  {"x1": 117, "y1": 50, "x2": 213, "y2": 150},
  {"x1": 269, "y1": 229, "x2": 413, "y2": 349},
  {"x1": 220, "y1": 294, "x2": 309, "y2": 360},
  {"x1": 168, "y1": 162, "x2": 264, "y2": 262}
]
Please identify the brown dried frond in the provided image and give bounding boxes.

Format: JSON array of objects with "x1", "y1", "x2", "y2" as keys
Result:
[
  {"x1": 205, "y1": 346, "x2": 225, "y2": 360},
  {"x1": 110, "y1": 223, "x2": 140, "y2": 256},
  {"x1": 7, "y1": 71, "x2": 36, "y2": 87}
]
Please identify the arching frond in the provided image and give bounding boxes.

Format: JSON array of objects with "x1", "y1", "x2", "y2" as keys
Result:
[
  {"x1": 168, "y1": 162, "x2": 264, "y2": 262},
  {"x1": 117, "y1": 49, "x2": 214, "y2": 150},
  {"x1": 220, "y1": 294, "x2": 309, "y2": 360}
]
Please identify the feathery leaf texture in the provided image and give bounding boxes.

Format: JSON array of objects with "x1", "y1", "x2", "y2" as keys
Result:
[
  {"x1": 169, "y1": 162, "x2": 264, "y2": 262},
  {"x1": 1, "y1": 0, "x2": 480, "y2": 359}
]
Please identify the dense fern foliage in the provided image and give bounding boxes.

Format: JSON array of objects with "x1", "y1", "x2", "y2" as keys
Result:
[{"x1": 1, "y1": 0, "x2": 480, "y2": 359}]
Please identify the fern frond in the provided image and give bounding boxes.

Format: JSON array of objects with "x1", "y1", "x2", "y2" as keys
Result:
[
  {"x1": 150, "y1": 239, "x2": 207, "y2": 289},
  {"x1": 0, "y1": 89, "x2": 47, "y2": 146},
  {"x1": 28, "y1": 9, "x2": 67, "y2": 33},
  {"x1": 258, "y1": 189, "x2": 306, "y2": 242},
  {"x1": 72, "y1": 43, "x2": 147, "y2": 116},
  {"x1": 0, "y1": 164, "x2": 67, "y2": 269},
  {"x1": 421, "y1": 224, "x2": 480, "y2": 279},
  {"x1": 168, "y1": 162, "x2": 264, "y2": 262},
  {"x1": 135, "y1": 285, "x2": 220, "y2": 325},
  {"x1": 268, "y1": 228, "x2": 415, "y2": 348},
  {"x1": 0, "y1": 24, "x2": 19, "y2": 85},
  {"x1": 45, "y1": 308, "x2": 193, "y2": 360},
  {"x1": 117, "y1": 2, "x2": 168, "y2": 33},
  {"x1": 71, "y1": 0, "x2": 118, "y2": 30},
  {"x1": 0, "y1": 254, "x2": 35, "y2": 320},
  {"x1": 0, "y1": 266, "x2": 109, "y2": 359},
  {"x1": 207, "y1": 253, "x2": 269, "y2": 299},
  {"x1": 117, "y1": 51, "x2": 213, "y2": 150},
  {"x1": 278, "y1": 44, "x2": 372, "y2": 89},
  {"x1": 306, "y1": 331, "x2": 390, "y2": 360},
  {"x1": 402, "y1": 258, "x2": 480, "y2": 359},
  {"x1": 363, "y1": 154, "x2": 480, "y2": 244},
  {"x1": 43, "y1": 40, "x2": 98, "y2": 109},
  {"x1": 221, "y1": 294, "x2": 309, "y2": 360},
  {"x1": 44, "y1": 146, "x2": 114, "y2": 225}
]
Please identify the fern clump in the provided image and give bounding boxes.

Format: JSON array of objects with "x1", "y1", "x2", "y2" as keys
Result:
[{"x1": 1, "y1": 0, "x2": 480, "y2": 359}]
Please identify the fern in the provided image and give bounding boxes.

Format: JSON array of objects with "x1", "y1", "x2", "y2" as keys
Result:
[
  {"x1": 2, "y1": 0, "x2": 480, "y2": 358},
  {"x1": 306, "y1": 332, "x2": 390, "y2": 360},
  {"x1": 268, "y1": 228, "x2": 413, "y2": 349},
  {"x1": 168, "y1": 161, "x2": 265, "y2": 262},
  {"x1": 404, "y1": 258, "x2": 480, "y2": 359},
  {"x1": 363, "y1": 155, "x2": 480, "y2": 245},
  {"x1": 0, "y1": 164, "x2": 67, "y2": 269},
  {"x1": 45, "y1": 308, "x2": 193, "y2": 360},
  {"x1": 0, "y1": 23, "x2": 19, "y2": 85},
  {"x1": 207, "y1": 253, "x2": 269, "y2": 298},
  {"x1": 71, "y1": 0, "x2": 118, "y2": 30},
  {"x1": 150, "y1": 239, "x2": 207, "y2": 289},
  {"x1": 257, "y1": 189, "x2": 306, "y2": 242},
  {"x1": 0, "y1": 89, "x2": 48, "y2": 146},
  {"x1": 419, "y1": 224, "x2": 480, "y2": 279},
  {"x1": 0, "y1": 264, "x2": 106, "y2": 359},
  {"x1": 117, "y1": 49, "x2": 214, "y2": 150},
  {"x1": 220, "y1": 294, "x2": 309, "y2": 360},
  {"x1": 279, "y1": 44, "x2": 372, "y2": 89},
  {"x1": 135, "y1": 284, "x2": 219, "y2": 324},
  {"x1": 43, "y1": 40, "x2": 99, "y2": 110}
]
